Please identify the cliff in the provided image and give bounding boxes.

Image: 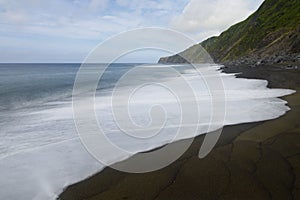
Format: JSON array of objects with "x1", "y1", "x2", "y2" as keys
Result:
[{"x1": 159, "y1": 0, "x2": 300, "y2": 65}]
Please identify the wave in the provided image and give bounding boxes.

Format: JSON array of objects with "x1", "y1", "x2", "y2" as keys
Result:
[{"x1": 0, "y1": 64, "x2": 295, "y2": 200}]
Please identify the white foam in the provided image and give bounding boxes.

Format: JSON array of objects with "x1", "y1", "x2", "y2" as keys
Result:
[{"x1": 0, "y1": 64, "x2": 295, "y2": 200}]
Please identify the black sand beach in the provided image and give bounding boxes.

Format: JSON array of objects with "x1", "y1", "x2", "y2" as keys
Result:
[{"x1": 59, "y1": 64, "x2": 300, "y2": 200}]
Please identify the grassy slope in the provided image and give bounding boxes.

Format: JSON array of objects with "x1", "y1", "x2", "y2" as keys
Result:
[{"x1": 160, "y1": 0, "x2": 300, "y2": 63}]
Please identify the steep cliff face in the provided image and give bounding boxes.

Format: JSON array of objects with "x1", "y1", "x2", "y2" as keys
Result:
[
  {"x1": 158, "y1": 44, "x2": 213, "y2": 64},
  {"x1": 159, "y1": 0, "x2": 300, "y2": 64}
]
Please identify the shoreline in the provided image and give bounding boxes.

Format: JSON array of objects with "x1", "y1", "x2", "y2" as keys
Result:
[{"x1": 59, "y1": 64, "x2": 300, "y2": 200}]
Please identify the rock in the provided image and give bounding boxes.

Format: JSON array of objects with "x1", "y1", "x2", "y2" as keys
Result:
[
  {"x1": 274, "y1": 56, "x2": 284, "y2": 63},
  {"x1": 256, "y1": 61, "x2": 262, "y2": 66},
  {"x1": 286, "y1": 65, "x2": 293, "y2": 69}
]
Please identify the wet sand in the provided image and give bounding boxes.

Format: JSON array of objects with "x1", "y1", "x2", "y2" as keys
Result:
[{"x1": 59, "y1": 64, "x2": 300, "y2": 200}]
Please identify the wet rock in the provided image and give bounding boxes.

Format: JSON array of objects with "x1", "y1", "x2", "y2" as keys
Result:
[{"x1": 274, "y1": 56, "x2": 284, "y2": 63}]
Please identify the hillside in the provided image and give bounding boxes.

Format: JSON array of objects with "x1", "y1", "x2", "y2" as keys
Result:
[{"x1": 159, "y1": 0, "x2": 300, "y2": 65}]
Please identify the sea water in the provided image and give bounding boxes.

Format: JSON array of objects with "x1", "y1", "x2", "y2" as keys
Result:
[{"x1": 0, "y1": 63, "x2": 295, "y2": 199}]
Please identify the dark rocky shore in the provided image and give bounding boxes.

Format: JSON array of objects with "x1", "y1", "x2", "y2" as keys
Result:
[
  {"x1": 221, "y1": 54, "x2": 300, "y2": 70},
  {"x1": 59, "y1": 65, "x2": 300, "y2": 200}
]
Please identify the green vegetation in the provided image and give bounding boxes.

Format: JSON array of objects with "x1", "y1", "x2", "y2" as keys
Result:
[{"x1": 160, "y1": 0, "x2": 300, "y2": 64}]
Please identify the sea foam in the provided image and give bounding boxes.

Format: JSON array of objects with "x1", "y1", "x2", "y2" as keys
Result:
[{"x1": 0, "y1": 64, "x2": 295, "y2": 200}]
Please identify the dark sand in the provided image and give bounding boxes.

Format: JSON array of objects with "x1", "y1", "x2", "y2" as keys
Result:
[{"x1": 59, "y1": 64, "x2": 300, "y2": 200}]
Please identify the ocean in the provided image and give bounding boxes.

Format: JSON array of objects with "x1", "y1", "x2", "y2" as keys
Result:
[{"x1": 0, "y1": 63, "x2": 295, "y2": 199}]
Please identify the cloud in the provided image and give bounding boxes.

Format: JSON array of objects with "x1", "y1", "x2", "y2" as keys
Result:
[
  {"x1": 0, "y1": 0, "x2": 139, "y2": 40},
  {"x1": 0, "y1": 0, "x2": 185, "y2": 40},
  {"x1": 89, "y1": 0, "x2": 109, "y2": 12},
  {"x1": 0, "y1": 0, "x2": 264, "y2": 62},
  {"x1": 116, "y1": 0, "x2": 171, "y2": 11},
  {"x1": 171, "y1": 0, "x2": 264, "y2": 41}
]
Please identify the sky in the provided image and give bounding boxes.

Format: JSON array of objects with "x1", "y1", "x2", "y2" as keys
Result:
[{"x1": 0, "y1": 0, "x2": 264, "y2": 63}]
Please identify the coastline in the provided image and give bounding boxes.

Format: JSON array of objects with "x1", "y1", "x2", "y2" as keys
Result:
[{"x1": 59, "y1": 64, "x2": 300, "y2": 200}]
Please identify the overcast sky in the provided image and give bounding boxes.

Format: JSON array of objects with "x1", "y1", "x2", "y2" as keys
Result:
[{"x1": 0, "y1": 0, "x2": 264, "y2": 63}]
